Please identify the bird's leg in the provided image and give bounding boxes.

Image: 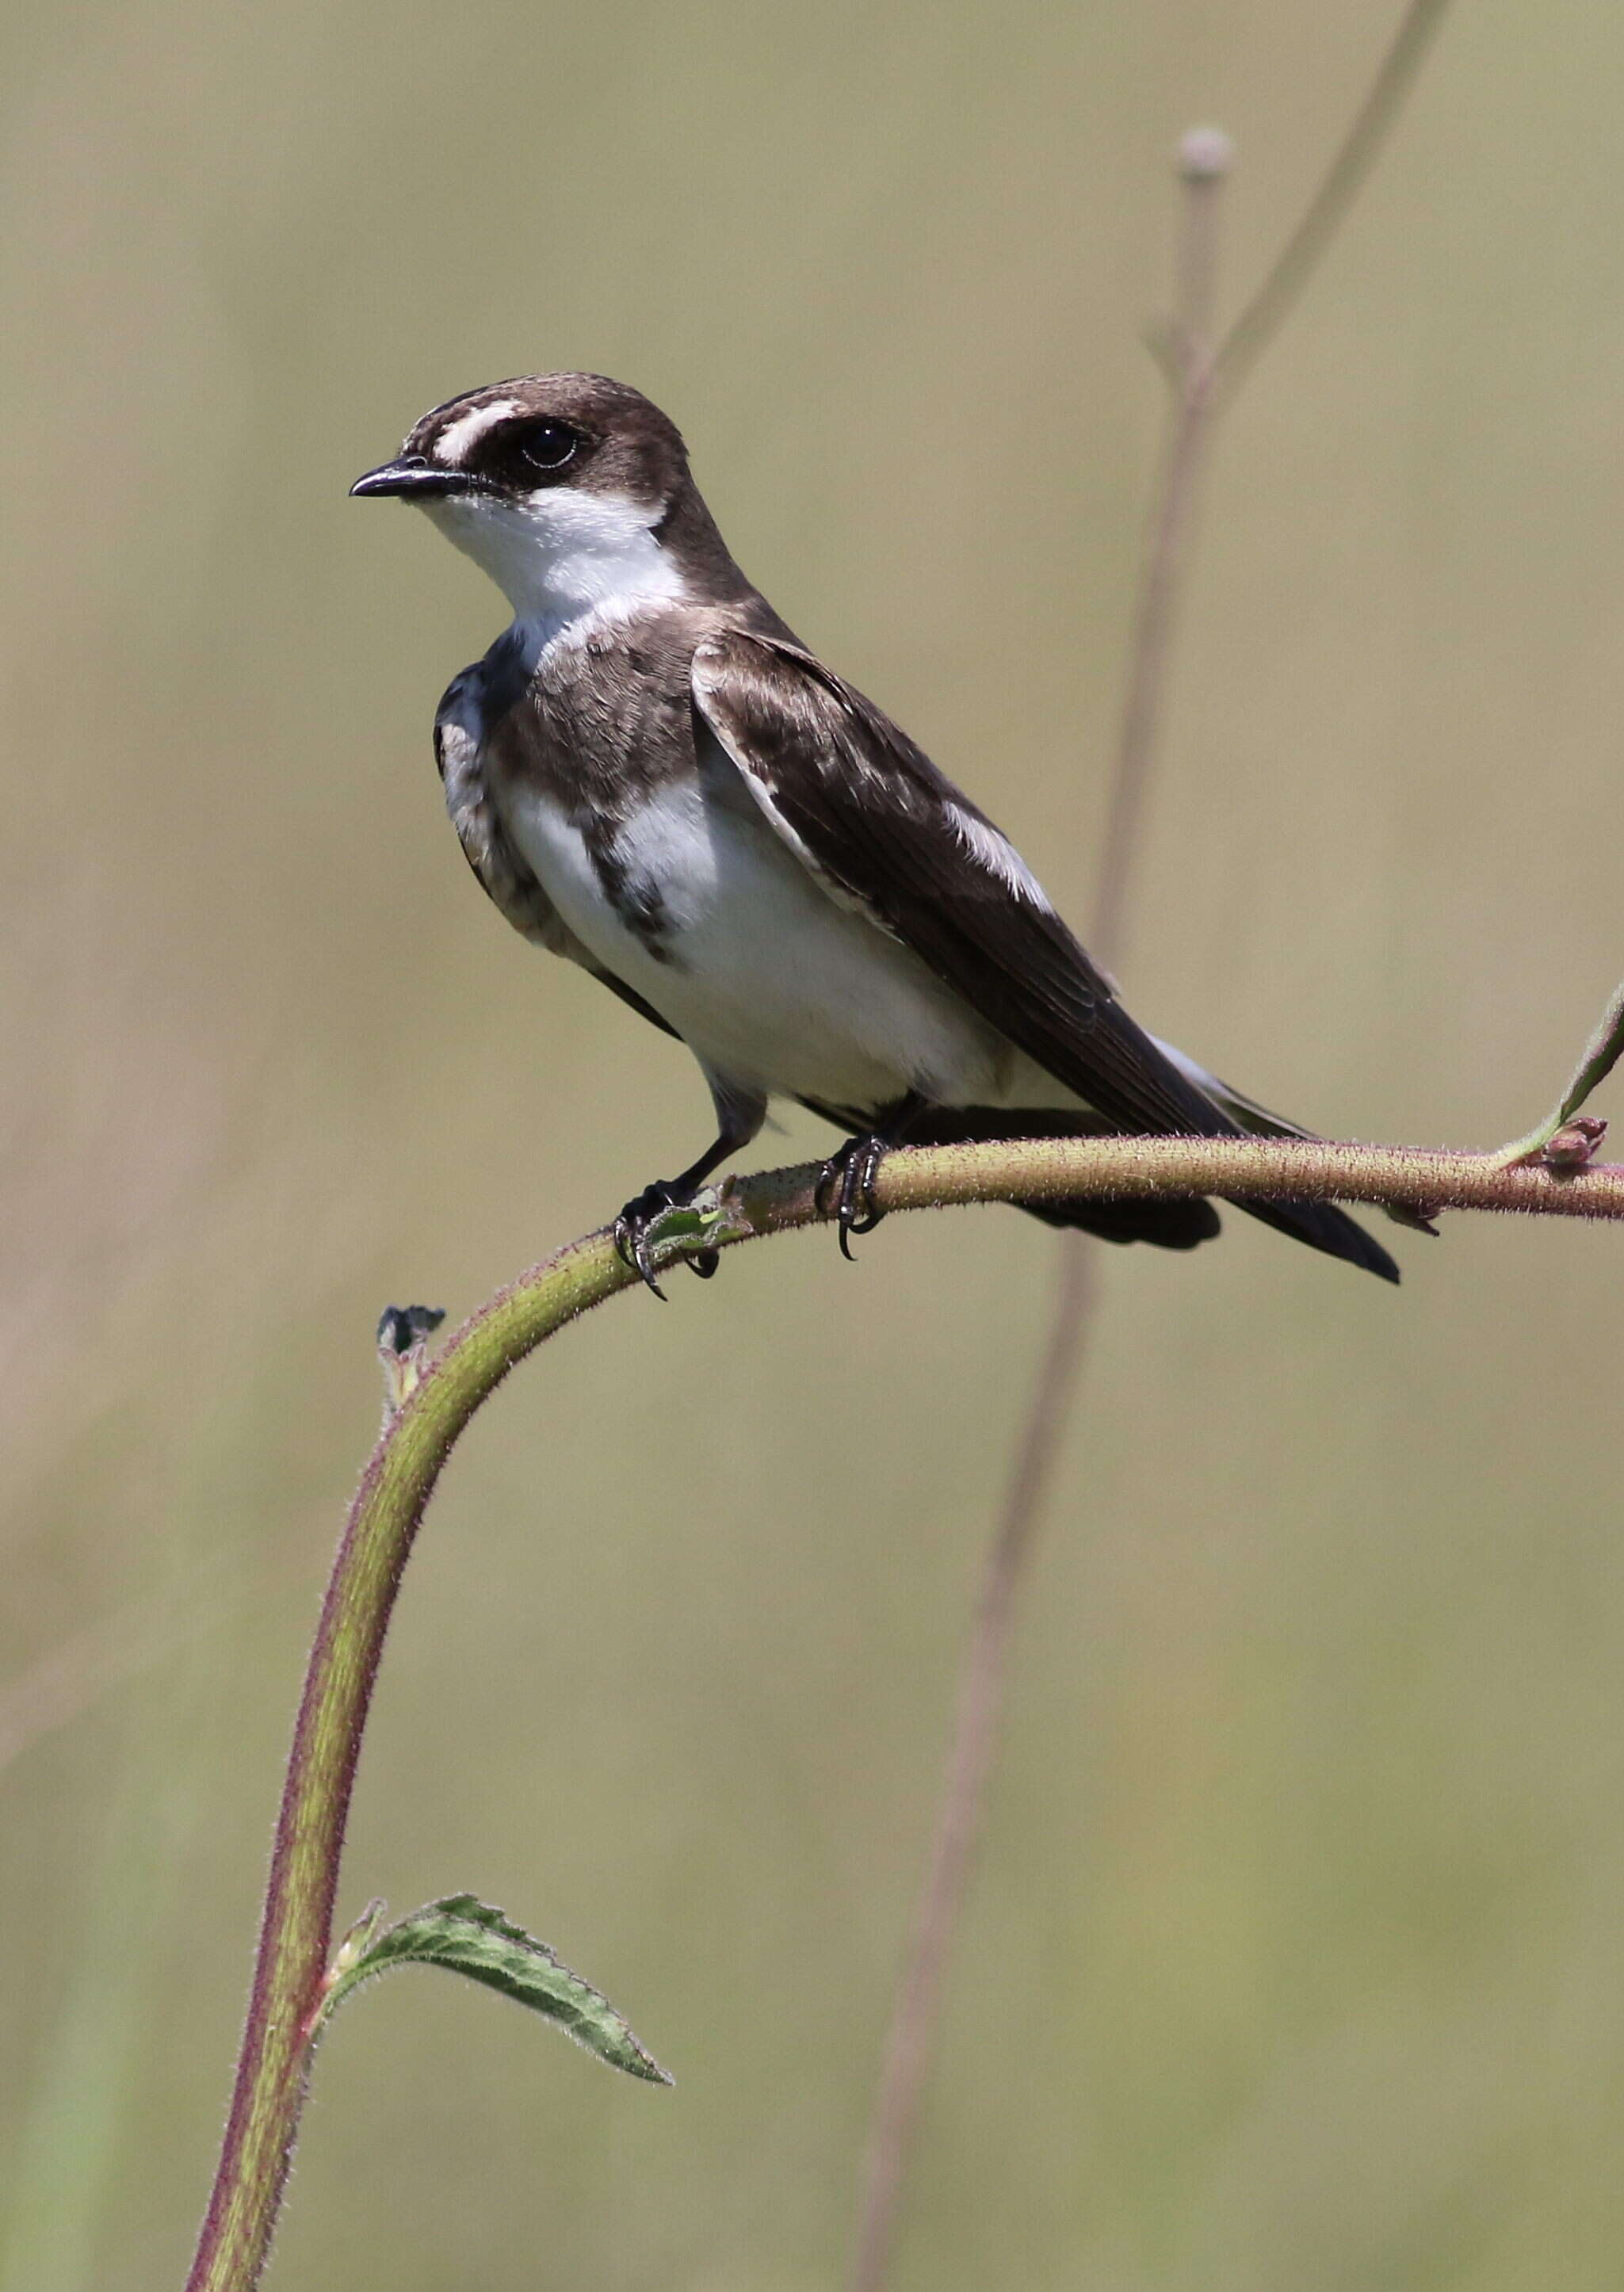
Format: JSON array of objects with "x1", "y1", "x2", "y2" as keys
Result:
[
  {"x1": 614, "y1": 1080, "x2": 765, "y2": 1299},
  {"x1": 816, "y1": 1092, "x2": 928, "y2": 1263}
]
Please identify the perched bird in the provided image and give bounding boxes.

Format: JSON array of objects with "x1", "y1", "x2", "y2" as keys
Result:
[{"x1": 352, "y1": 372, "x2": 1400, "y2": 1291}]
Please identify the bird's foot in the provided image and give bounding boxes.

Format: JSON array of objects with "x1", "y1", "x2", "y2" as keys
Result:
[
  {"x1": 613, "y1": 1182, "x2": 724, "y2": 1298},
  {"x1": 816, "y1": 1133, "x2": 891, "y2": 1262}
]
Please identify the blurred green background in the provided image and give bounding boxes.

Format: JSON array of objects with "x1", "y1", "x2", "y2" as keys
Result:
[{"x1": 6, "y1": 3, "x2": 1624, "y2": 2285}]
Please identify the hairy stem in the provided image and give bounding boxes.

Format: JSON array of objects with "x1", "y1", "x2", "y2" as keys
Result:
[{"x1": 187, "y1": 1125, "x2": 1615, "y2": 2290}]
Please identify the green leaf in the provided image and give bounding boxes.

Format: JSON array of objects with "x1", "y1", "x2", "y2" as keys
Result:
[
  {"x1": 639, "y1": 1183, "x2": 743, "y2": 1266},
  {"x1": 316, "y1": 1895, "x2": 671, "y2": 2084},
  {"x1": 1492, "y1": 976, "x2": 1624, "y2": 1167}
]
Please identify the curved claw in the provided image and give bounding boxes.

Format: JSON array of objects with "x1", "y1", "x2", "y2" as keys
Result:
[
  {"x1": 614, "y1": 1220, "x2": 668, "y2": 1300},
  {"x1": 613, "y1": 1183, "x2": 681, "y2": 1301},
  {"x1": 816, "y1": 1134, "x2": 890, "y2": 1262}
]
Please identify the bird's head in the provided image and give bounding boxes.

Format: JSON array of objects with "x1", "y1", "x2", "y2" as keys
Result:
[{"x1": 350, "y1": 372, "x2": 721, "y2": 624}]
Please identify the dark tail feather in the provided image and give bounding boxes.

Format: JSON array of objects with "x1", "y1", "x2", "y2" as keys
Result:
[
  {"x1": 804, "y1": 1099, "x2": 1400, "y2": 1279},
  {"x1": 1232, "y1": 1194, "x2": 1400, "y2": 1282},
  {"x1": 1144, "y1": 1046, "x2": 1404, "y2": 1278},
  {"x1": 880, "y1": 1105, "x2": 1222, "y2": 1253},
  {"x1": 1017, "y1": 1190, "x2": 1222, "y2": 1249},
  {"x1": 1024, "y1": 1170, "x2": 1400, "y2": 1278}
]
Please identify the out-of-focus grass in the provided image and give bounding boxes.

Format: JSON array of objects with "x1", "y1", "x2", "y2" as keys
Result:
[{"x1": 6, "y1": 3, "x2": 1624, "y2": 2286}]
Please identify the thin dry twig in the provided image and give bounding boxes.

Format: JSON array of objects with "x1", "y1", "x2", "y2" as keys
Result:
[
  {"x1": 1093, "y1": 128, "x2": 1232, "y2": 972},
  {"x1": 1215, "y1": 0, "x2": 1452, "y2": 398},
  {"x1": 846, "y1": 1239, "x2": 1095, "y2": 2291},
  {"x1": 846, "y1": 13, "x2": 1453, "y2": 2287},
  {"x1": 849, "y1": 139, "x2": 1226, "y2": 2290}
]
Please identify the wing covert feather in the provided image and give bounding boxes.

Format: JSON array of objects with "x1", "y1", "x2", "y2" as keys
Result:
[{"x1": 692, "y1": 629, "x2": 1232, "y2": 1139}]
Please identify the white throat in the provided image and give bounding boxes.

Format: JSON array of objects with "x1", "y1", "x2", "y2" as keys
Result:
[{"x1": 421, "y1": 486, "x2": 687, "y2": 641}]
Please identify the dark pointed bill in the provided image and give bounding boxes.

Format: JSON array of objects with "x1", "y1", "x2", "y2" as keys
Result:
[{"x1": 350, "y1": 456, "x2": 480, "y2": 501}]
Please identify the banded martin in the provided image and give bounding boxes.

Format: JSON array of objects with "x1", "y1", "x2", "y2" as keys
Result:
[{"x1": 352, "y1": 373, "x2": 1401, "y2": 1290}]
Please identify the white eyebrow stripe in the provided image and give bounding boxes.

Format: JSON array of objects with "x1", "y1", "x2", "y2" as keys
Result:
[
  {"x1": 433, "y1": 399, "x2": 527, "y2": 466},
  {"x1": 946, "y1": 804, "x2": 1051, "y2": 907}
]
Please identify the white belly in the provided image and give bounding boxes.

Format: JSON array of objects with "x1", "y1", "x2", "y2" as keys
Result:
[{"x1": 504, "y1": 773, "x2": 1026, "y2": 1111}]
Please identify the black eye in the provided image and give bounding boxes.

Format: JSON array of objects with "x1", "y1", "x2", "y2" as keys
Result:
[{"x1": 513, "y1": 420, "x2": 580, "y2": 475}]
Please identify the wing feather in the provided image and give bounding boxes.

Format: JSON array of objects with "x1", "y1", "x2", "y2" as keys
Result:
[{"x1": 692, "y1": 628, "x2": 1229, "y2": 1140}]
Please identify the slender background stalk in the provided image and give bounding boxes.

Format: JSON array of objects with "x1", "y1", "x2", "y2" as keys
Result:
[{"x1": 847, "y1": 10, "x2": 1454, "y2": 2286}]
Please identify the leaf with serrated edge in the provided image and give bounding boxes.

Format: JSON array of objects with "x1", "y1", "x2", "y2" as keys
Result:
[
  {"x1": 641, "y1": 1185, "x2": 745, "y2": 1266},
  {"x1": 319, "y1": 1894, "x2": 671, "y2": 2083},
  {"x1": 1492, "y1": 976, "x2": 1624, "y2": 1167}
]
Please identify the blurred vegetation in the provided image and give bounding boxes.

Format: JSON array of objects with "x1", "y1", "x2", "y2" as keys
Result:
[{"x1": 6, "y1": 3, "x2": 1624, "y2": 2286}]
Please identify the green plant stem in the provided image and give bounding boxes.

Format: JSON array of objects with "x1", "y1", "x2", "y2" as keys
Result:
[{"x1": 184, "y1": 1130, "x2": 1620, "y2": 2291}]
